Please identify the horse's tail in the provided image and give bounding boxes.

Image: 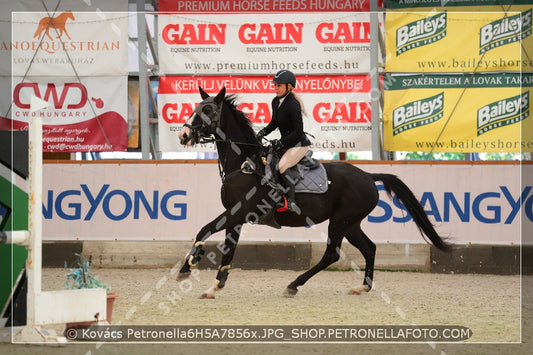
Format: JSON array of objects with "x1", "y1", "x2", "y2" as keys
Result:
[{"x1": 371, "y1": 173, "x2": 452, "y2": 252}]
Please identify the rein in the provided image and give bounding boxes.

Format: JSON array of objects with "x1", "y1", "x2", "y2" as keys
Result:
[
  {"x1": 186, "y1": 92, "x2": 264, "y2": 182},
  {"x1": 199, "y1": 136, "x2": 262, "y2": 147},
  {"x1": 199, "y1": 136, "x2": 263, "y2": 181}
]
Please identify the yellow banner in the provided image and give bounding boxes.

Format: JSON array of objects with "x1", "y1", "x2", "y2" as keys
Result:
[
  {"x1": 383, "y1": 73, "x2": 532, "y2": 152},
  {"x1": 385, "y1": 6, "x2": 533, "y2": 73}
]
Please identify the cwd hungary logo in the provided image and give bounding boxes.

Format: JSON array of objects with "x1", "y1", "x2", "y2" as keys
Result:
[
  {"x1": 392, "y1": 92, "x2": 444, "y2": 136},
  {"x1": 396, "y1": 11, "x2": 447, "y2": 56},
  {"x1": 479, "y1": 9, "x2": 532, "y2": 55},
  {"x1": 477, "y1": 91, "x2": 529, "y2": 136}
]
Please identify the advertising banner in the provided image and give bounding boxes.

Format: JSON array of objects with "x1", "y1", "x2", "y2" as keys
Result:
[
  {"x1": 2, "y1": 4, "x2": 129, "y2": 152},
  {"x1": 41, "y1": 162, "x2": 528, "y2": 245},
  {"x1": 158, "y1": 75, "x2": 373, "y2": 152},
  {"x1": 384, "y1": 6, "x2": 533, "y2": 73},
  {"x1": 159, "y1": 0, "x2": 376, "y2": 12},
  {"x1": 158, "y1": 12, "x2": 378, "y2": 75},
  {"x1": 383, "y1": 72, "x2": 532, "y2": 152},
  {"x1": 0, "y1": 0, "x2": 128, "y2": 76},
  {"x1": 11, "y1": 11, "x2": 128, "y2": 77},
  {"x1": 0, "y1": 75, "x2": 10, "y2": 121},
  {"x1": 3, "y1": 76, "x2": 128, "y2": 152},
  {"x1": 384, "y1": 0, "x2": 531, "y2": 9}
]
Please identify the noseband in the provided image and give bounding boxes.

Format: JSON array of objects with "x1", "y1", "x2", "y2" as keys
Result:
[{"x1": 184, "y1": 98, "x2": 222, "y2": 143}]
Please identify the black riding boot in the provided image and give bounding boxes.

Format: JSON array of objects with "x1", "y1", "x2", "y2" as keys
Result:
[{"x1": 281, "y1": 171, "x2": 300, "y2": 213}]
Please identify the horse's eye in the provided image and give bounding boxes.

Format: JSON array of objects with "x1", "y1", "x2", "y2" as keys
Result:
[{"x1": 203, "y1": 106, "x2": 214, "y2": 115}]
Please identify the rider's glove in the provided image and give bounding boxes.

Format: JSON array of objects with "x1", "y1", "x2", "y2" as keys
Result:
[
  {"x1": 272, "y1": 139, "x2": 284, "y2": 151},
  {"x1": 256, "y1": 129, "x2": 266, "y2": 141}
]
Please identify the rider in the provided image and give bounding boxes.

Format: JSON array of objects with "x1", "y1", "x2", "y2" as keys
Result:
[{"x1": 256, "y1": 70, "x2": 311, "y2": 213}]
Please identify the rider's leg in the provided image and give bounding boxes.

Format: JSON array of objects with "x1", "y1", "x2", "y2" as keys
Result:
[
  {"x1": 278, "y1": 146, "x2": 309, "y2": 212},
  {"x1": 278, "y1": 146, "x2": 309, "y2": 174},
  {"x1": 280, "y1": 171, "x2": 298, "y2": 212}
]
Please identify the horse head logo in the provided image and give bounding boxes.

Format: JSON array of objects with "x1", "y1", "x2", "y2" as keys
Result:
[{"x1": 33, "y1": 11, "x2": 75, "y2": 41}]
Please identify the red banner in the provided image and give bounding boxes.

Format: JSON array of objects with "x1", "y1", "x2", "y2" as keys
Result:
[
  {"x1": 158, "y1": 75, "x2": 373, "y2": 152},
  {"x1": 4, "y1": 76, "x2": 128, "y2": 152}
]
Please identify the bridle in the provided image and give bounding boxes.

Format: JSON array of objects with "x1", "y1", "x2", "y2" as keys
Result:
[
  {"x1": 183, "y1": 96, "x2": 263, "y2": 181},
  {"x1": 183, "y1": 97, "x2": 222, "y2": 144},
  {"x1": 183, "y1": 96, "x2": 262, "y2": 149}
]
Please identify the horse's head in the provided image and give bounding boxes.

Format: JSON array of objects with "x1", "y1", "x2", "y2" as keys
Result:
[
  {"x1": 179, "y1": 87, "x2": 225, "y2": 146},
  {"x1": 63, "y1": 11, "x2": 75, "y2": 21}
]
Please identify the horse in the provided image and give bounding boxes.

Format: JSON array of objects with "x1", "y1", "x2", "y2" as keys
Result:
[
  {"x1": 177, "y1": 87, "x2": 452, "y2": 299},
  {"x1": 34, "y1": 11, "x2": 75, "y2": 41}
]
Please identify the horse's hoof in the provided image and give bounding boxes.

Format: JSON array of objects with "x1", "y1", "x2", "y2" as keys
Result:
[
  {"x1": 283, "y1": 287, "x2": 298, "y2": 298},
  {"x1": 176, "y1": 272, "x2": 191, "y2": 282},
  {"x1": 199, "y1": 293, "x2": 215, "y2": 299},
  {"x1": 349, "y1": 285, "x2": 371, "y2": 295}
]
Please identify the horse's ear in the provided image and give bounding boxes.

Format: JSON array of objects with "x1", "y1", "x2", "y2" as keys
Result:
[
  {"x1": 199, "y1": 87, "x2": 210, "y2": 100},
  {"x1": 214, "y1": 87, "x2": 226, "y2": 104}
]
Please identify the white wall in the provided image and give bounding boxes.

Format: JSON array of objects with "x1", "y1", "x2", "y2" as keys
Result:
[{"x1": 42, "y1": 161, "x2": 530, "y2": 245}]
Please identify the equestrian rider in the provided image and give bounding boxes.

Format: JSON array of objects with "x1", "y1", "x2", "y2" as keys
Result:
[{"x1": 256, "y1": 70, "x2": 311, "y2": 212}]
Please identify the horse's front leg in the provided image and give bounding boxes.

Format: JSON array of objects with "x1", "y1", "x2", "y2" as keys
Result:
[
  {"x1": 176, "y1": 209, "x2": 243, "y2": 282},
  {"x1": 46, "y1": 30, "x2": 55, "y2": 41},
  {"x1": 200, "y1": 226, "x2": 241, "y2": 299},
  {"x1": 176, "y1": 212, "x2": 225, "y2": 281}
]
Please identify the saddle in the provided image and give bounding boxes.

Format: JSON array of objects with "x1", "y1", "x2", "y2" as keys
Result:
[{"x1": 260, "y1": 148, "x2": 329, "y2": 195}]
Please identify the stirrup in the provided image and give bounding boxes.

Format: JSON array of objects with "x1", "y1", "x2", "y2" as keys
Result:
[
  {"x1": 276, "y1": 195, "x2": 289, "y2": 212},
  {"x1": 276, "y1": 196, "x2": 299, "y2": 213}
]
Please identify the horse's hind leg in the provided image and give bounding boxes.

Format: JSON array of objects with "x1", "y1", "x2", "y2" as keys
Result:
[
  {"x1": 345, "y1": 225, "x2": 375, "y2": 295},
  {"x1": 284, "y1": 222, "x2": 345, "y2": 297}
]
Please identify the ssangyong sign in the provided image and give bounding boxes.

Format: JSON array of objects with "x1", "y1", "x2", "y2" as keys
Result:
[{"x1": 42, "y1": 162, "x2": 529, "y2": 245}]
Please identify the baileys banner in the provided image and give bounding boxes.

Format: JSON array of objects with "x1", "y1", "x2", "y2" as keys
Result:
[
  {"x1": 383, "y1": 73, "x2": 532, "y2": 152},
  {"x1": 385, "y1": 7, "x2": 532, "y2": 73}
]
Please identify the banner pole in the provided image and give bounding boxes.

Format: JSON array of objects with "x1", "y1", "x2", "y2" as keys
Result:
[
  {"x1": 370, "y1": 2, "x2": 383, "y2": 160},
  {"x1": 137, "y1": 0, "x2": 151, "y2": 160}
]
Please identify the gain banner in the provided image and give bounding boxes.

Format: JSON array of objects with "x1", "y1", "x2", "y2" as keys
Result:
[
  {"x1": 158, "y1": 0, "x2": 376, "y2": 12},
  {"x1": 158, "y1": 75, "x2": 372, "y2": 152},
  {"x1": 385, "y1": 6, "x2": 533, "y2": 73},
  {"x1": 158, "y1": 12, "x2": 378, "y2": 75},
  {"x1": 383, "y1": 72, "x2": 532, "y2": 153}
]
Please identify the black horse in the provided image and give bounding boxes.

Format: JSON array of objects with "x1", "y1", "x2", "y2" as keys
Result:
[{"x1": 177, "y1": 87, "x2": 452, "y2": 298}]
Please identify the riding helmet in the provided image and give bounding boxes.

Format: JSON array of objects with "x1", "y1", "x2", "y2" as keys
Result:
[{"x1": 272, "y1": 70, "x2": 296, "y2": 88}]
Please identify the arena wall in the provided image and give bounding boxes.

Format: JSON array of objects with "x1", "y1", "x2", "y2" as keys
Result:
[{"x1": 42, "y1": 160, "x2": 532, "y2": 275}]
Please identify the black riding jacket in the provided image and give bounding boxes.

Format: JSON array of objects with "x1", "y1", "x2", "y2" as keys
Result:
[{"x1": 262, "y1": 91, "x2": 311, "y2": 148}]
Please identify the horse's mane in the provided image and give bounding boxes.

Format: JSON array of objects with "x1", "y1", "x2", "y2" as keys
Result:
[{"x1": 223, "y1": 94, "x2": 260, "y2": 145}]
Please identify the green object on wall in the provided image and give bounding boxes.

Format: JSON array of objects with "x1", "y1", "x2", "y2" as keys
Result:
[{"x1": 0, "y1": 174, "x2": 28, "y2": 312}]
